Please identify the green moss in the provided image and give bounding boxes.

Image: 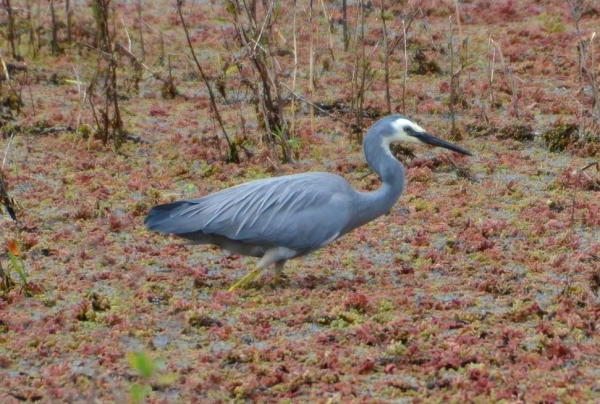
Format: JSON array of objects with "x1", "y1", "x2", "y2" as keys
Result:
[
  {"x1": 542, "y1": 123, "x2": 578, "y2": 152},
  {"x1": 370, "y1": 311, "x2": 395, "y2": 324},
  {"x1": 331, "y1": 310, "x2": 364, "y2": 328},
  {"x1": 538, "y1": 12, "x2": 565, "y2": 33},
  {"x1": 146, "y1": 186, "x2": 161, "y2": 199},
  {"x1": 413, "y1": 257, "x2": 433, "y2": 270},
  {"x1": 413, "y1": 199, "x2": 428, "y2": 212},
  {"x1": 449, "y1": 208, "x2": 464, "y2": 218},
  {"x1": 385, "y1": 340, "x2": 405, "y2": 355},
  {"x1": 470, "y1": 251, "x2": 496, "y2": 264},
  {"x1": 378, "y1": 298, "x2": 394, "y2": 313}
]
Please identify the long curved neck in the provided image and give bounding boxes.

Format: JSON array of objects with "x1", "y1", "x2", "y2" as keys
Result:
[{"x1": 345, "y1": 133, "x2": 406, "y2": 232}]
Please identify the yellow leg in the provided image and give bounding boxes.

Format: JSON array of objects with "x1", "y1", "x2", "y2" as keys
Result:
[
  {"x1": 228, "y1": 266, "x2": 263, "y2": 291},
  {"x1": 272, "y1": 260, "x2": 286, "y2": 284}
]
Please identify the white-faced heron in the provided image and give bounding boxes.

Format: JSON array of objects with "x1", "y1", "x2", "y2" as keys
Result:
[{"x1": 144, "y1": 114, "x2": 472, "y2": 290}]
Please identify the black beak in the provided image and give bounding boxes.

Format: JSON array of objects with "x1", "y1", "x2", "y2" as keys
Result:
[{"x1": 411, "y1": 132, "x2": 472, "y2": 156}]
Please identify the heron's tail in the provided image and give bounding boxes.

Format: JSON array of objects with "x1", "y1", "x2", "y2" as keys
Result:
[{"x1": 144, "y1": 201, "x2": 198, "y2": 234}]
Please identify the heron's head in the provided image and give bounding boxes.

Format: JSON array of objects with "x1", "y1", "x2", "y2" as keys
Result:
[{"x1": 380, "y1": 114, "x2": 472, "y2": 156}]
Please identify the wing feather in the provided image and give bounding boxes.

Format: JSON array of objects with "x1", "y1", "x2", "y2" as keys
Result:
[{"x1": 144, "y1": 172, "x2": 355, "y2": 251}]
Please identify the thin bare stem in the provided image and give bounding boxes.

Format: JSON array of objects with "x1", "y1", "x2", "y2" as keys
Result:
[
  {"x1": 570, "y1": 161, "x2": 600, "y2": 225},
  {"x1": 402, "y1": 20, "x2": 407, "y2": 115},
  {"x1": 66, "y1": 0, "x2": 72, "y2": 44},
  {"x1": 176, "y1": 0, "x2": 237, "y2": 162},
  {"x1": 507, "y1": 65, "x2": 519, "y2": 120},
  {"x1": 50, "y1": 0, "x2": 58, "y2": 55},
  {"x1": 309, "y1": 0, "x2": 315, "y2": 135},
  {"x1": 494, "y1": 40, "x2": 519, "y2": 119},
  {"x1": 290, "y1": 5, "x2": 298, "y2": 146},
  {"x1": 342, "y1": 0, "x2": 348, "y2": 51},
  {"x1": 5, "y1": 0, "x2": 17, "y2": 58},
  {"x1": 26, "y1": 0, "x2": 36, "y2": 59},
  {"x1": 381, "y1": 1, "x2": 391, "y2": 114},
  {"x1": 586, "y1": 32, "x2": 600, "y2": 122},
  {"x1": 566, "y1": 0, "x2": 586, "y2": 135},
  {"x1": 488, "y1": 37, "x2": 496, "y2": 105},
  {"x1": 319, "y1": 0, "x2": 334, "y2": 52},
  {"x1": 386, "y1": 8, "x2": 418, "y2": 57},
  {"x1": 281, "y1": 83, "x2": 349, "y2": 124},
  {"x1": 352, "y1": 0, "x2": 367, "y2": 143},
  {"x1": 138, "y1": 0, "x2": 145, "y2": 61},
  {"x1": 449, "y1": 17, "x2": 457, "y2": 138},
  {"x1": 454, "y1": 0, "x2": 463, "y2": 46}
]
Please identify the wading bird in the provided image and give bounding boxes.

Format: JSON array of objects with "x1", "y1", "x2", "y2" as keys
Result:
[{"x1": 145, "y1": 115, "x2": 472, "y2": 290}]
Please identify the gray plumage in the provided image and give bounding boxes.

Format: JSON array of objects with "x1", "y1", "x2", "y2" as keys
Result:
[{"x1": 145, "y1": 114, "x2": 472, "y2": 287}]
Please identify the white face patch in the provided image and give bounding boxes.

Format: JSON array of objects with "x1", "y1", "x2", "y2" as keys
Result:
[{"x1": 381, "y1": 118, "x2": 427, "y2": 154}]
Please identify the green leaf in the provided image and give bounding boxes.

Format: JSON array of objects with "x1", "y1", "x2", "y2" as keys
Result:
[
  {"x1": 7, "y1": 247, "x2": 26, "y2": 285},
  {"x1": 129, "y1": 383, "x2": 151, "y2": 403},
  {"x1": 127, "y1": 351, "x2": 155, "y2": 379},
  {"x1": 157, "y1": 372, "x2": 177, "y2": 385},
  {"x1": 225, "y1": 65, "x2": 239, "y2": 77},
  {"x1": 225, "y1": 0, "x2": 236, "y2": 14}
]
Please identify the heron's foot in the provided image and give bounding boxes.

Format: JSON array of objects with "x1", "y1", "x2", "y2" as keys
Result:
[
  {"x1": 228, "y1": 267, "x2": 263, "y2": 291},
  {"x1": 269, "y1": 272, "x2": 289, "y2": 289}
]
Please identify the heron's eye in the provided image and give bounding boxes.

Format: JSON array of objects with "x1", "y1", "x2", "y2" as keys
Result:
[{"x1": 404, "y1": 126, "x2": 413, "y2": 133}]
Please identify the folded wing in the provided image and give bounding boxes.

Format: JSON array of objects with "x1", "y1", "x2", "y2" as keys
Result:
[{"x1": 144, "y1": 172, "x2": 354, "y2": 251}]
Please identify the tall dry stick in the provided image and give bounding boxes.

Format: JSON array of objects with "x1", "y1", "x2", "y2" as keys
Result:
[
  {"x1": 26, "y1": 0, "x2": 36, "y2": 59},
  {"x1": 401, "y1": 20, "x2": 407, "y2": 115},
  {"x1": 36, "y1": 0, "x2": 41, "y2": 50},
  {"x1": 454, "y1": 0, "x2": 463, "y2": 45},
  {"x1": 589, "y1": 32, "x2": 600, "y2": 122},
  {"x1": 87, "y1": 0, "x2": 125, "y2": 150},
  {"x1": 50, "y1": 0, "x2": 58, "y2": 55},
  {"x1": 266, "y1": 2, "x2": 292, "y2": 162},
  {"x1": 507, "y1": 66, "x2": 519, "y2": 120},
  {"x1": 487, "y1": 37, "x2": 496, "y2": 106},
  {"x1": 342, "y1": 0, "x2": 348, "y2": 51},
  {"x1": 319, "y1": 0, "x2": 334, "y2": 53},
  {"x1": 494, "y1": 41, "x2": 519, "y2": 120},
  {"x1": 351, "y1": 1, "x2": 367, "y2": 143},
  {"x1": 380, "y1": 0, "x2": 391, "y2": 114},
  {"x1": 230, "y1": 0, "x2": 290, "y2": 164},
  {"x1": 290, "y1": 4, "x2": 298, "y2": 145},
  {"x1": 244, "y1": 0, "x2": 290, "y2": 162},
  {"x1": 566, "y1": 0, "x2": 587, "y2": 137},
  {"x1": 138, "y1": 0, "x2": 145, "y2": 61},
  {"x1": 5, "y1": 0, "x2": 16, "y2": 58},
  {"x1": 176, "y1": 0, "x2": 237, "y2": 162},
  {"x1": 66, "y1": 0, "x2": 72, "y2": 43},
  {"x1": 448, "y1": 17, "x2": 458, "y2": 139},
  {"x1": 309, "y1": 0, "x2": 315, "y2": 135}
]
